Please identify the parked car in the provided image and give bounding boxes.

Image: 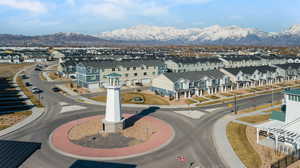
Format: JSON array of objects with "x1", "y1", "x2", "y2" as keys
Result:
[
  {"x1": 25, "y1": 82, "x2": 32, "y2": 87},
  {"x1": 32, "y1": 87, "x2": 43, "y2": 94},
  {"x1": 34, "y1": 67, "x2": 42, "y2": 71},
  {"x1": 21, "y1": 74, "x2": 29, "y2": 79},
  {"x1": 52, "y1": 87, "x2": 61, "y2": 92}
]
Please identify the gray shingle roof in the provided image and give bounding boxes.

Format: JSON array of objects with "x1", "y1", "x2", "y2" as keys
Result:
[
  {"x1": 164, "y1": 70, "x2": 225, "y2": 82},
  {"x1": 224, "y1": 65, "x2": 277, "y2": 75}
]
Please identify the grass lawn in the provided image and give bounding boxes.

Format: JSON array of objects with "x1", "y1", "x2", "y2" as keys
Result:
[
  {"x1": 0, "y1": 110, "x2": 32, "y2": 131},
  {"x1": 227, "y1": 122, "x2": 262, "y2": 168},
  {"x1": 91, "y1": 92, "x2": 170, "y2": 105},
  {"x1": 238, "y1": 114, "x2": 271, "y2": 124},
  {"x1": 193, "y1": 97, "x2": 209, "y2": 102},
  {"x1": 185, "y1": 99, "x2": 197, "y2": 105},
  {"x1": 16, "y1": 77, "x2": 43, "y2": 107},
  {"x1": 205, "y1": 95, "x2": 220, "y2": 99},
  {"x1": 219, "y1": 92, "x2": 234, "y2": 97}
]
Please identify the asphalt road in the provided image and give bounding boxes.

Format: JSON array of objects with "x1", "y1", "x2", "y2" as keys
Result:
[{"x1": 1, "y1": 65, "x2": 284, "y2": 168}]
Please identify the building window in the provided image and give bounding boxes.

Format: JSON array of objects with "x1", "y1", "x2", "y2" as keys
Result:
[
  {"x1": 118, "y1": 68, "x2": 121, "y2": 71},
  {"x1": 146, "y1": 66, "x2": 149, "y2": 69},
  {"x1": 127, "y1": 67, "x2": 130, "y2": 70},
  {"x1": 133, "y1": 67, "x2": 136, "y2": 70},
  {"x1": 125, "y1": 73, "x2": 128, "y2": 77},
  {"x1": 134, "y1": 73, "x2": 138, "y2": 76},
  {"x1": 144, "y1": 72, "x2": 147, "y2": 76},
  {"x1": 112, "y1": 68, "x2": 115, "y2": 71},
  {"x1": 152, "y1": 72, "x2": 155, "y2": 75},
  {"x1": 141, "y1": 67, "x2": 144, "y2": 70}
]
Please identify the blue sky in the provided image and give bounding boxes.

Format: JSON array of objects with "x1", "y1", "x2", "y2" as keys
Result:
[{"x1": 0, "y1": 0, "x2": 299, "y2": 35}]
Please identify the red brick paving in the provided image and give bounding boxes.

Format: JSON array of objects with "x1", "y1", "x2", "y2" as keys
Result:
[{"x1": 50, "y1": 114, "x2": 174, "y2": 158}]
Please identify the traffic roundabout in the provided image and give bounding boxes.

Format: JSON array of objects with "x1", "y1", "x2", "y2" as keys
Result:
[{"x1": 49, "y1": 114, "x2": 174, "y2": 160}]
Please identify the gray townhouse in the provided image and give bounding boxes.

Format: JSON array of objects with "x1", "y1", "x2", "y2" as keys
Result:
[
  {"x1": 219, "y1": 55, "x2": 263, "y2": 68},
  {"x1": 164, "y1": 57, "x2": 224, "y2": 73},
  {"x1": 151, "y1": 70, "x2": 232, "y2": 99},
  {"x1": 220, "y1": 65, "x2": 280, "y2": 89},
  {"x1": 76, "y1": 59, "x2": 167, "y2": 90},
  {"x1": 274, "y1": 63, "x2": 300, "y2": 80}
]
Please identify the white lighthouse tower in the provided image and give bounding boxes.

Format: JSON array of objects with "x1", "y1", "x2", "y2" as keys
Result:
[{"x1": 102, "y1": 73, "x2": 124, "y2": 133}]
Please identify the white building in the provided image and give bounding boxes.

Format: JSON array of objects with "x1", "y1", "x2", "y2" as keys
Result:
[{"x1": 257, "y1": 89, "x2": 300, "y2": 154}]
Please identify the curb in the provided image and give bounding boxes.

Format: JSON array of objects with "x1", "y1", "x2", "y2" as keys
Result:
[{"x1": 48, "y1": 116, "x2": 175, "y2": 161}]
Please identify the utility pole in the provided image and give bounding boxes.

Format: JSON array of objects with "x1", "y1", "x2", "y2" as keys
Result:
[
  {"x1": 271, "y1": 84, "x2": 274, "y2": 108},
  {"x1": 234, "y1": 92, "x2": 237, "y2": 115}
]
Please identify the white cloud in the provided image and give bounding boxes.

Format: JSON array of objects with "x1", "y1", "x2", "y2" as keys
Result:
[
  {"x1": 66, "y1": 0, "x2": 76, "y2": 6},
  {"x1": 84, "y1": 3, "x2": 125, "y2": 20},
  {"x1": 82, "y1": 0, "x2": 169, "y2": 20},
  {"x1": 0, "y1": 0, "x2": 47, "y2": 13}
]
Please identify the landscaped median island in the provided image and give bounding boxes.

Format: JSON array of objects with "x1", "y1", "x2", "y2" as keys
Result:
[
  {"x1": 16, "y1": 76, "x2": 43, "y2": 107},
  {"x1": 0, "y1": 111, "x2": 32, "y2": 131}
]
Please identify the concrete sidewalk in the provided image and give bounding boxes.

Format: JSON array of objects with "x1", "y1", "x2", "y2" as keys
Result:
[{"x1": 212, "y1": 104, "x2": 281, "y2": 168}]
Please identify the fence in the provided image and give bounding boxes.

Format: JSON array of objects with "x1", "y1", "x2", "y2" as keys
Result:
[{"x1": 271, "y1": 149, "x2": 300, "y2": 168}]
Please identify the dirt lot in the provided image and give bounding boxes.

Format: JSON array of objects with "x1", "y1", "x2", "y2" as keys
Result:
[{"x1": 0, "y1": 63, "x2": 32, "y2": 78}]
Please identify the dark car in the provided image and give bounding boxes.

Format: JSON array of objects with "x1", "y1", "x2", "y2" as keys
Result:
[
  {"x1": 32, "y1": 87, "x2": 43, "y2": 94},
  {"x1": 34, "y1": 68, "x2": 42, "y2": 71},
  {"x1": 25, "y1": 82, "x2": 32, "y2": 87},
  {"x1": 52, "y1": 87, "x2": 61, "y2": 92},
  {"x1": 21, "y1": 74, "x2": 29, "y2": 79}
]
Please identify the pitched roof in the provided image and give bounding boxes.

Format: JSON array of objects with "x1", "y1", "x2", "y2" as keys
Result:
[
  {"x1": 275, "y1": 63, "x2": 300, "y2": 70},
  {"x1": 224, "y1": 65, "x2": 277, "y2": 75},
  {"x1": 78, "y1": 59, "x2": 165, "y2": 69},
  {"x1": 164, "y1": 70, "x2": 225, "y2": 82}
]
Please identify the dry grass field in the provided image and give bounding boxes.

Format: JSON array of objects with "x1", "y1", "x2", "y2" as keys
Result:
[
  {"x1": 238, "y1": 114, "x2": 271, "y2": 124},
  {"x1": 0, "y1": 111, "x2": 32, "y2": 130},
  {"x1": 0, "y1": 63, "x2": 32, "y2": 78},
  {"x1": 227, "y1": 122, "x2": 262, "y2": 168}
]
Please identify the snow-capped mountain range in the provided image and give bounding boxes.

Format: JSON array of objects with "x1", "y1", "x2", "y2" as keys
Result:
[
  {"x1": 96, "y1": 24, "x2": 300, "y2": 45},
  {"x1": 1, "y1": 24, "x2": 300, "y2": 46}
]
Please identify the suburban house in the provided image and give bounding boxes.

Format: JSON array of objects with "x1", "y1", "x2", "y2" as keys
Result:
[
  {"x1": 151, "y1": 70, "x2": 232, "y2": 99},
  {"x1": 164, "y1": 57, "x2": 224, "y2": 73},
  {"x1": 76, "y1": 59, "x2": 167, "y2": 90},
  {"x1": 220, "y1": 65, "x2": 280, "y2": 88},
  {"x1": 275, "y1": 63, "x2": 300, "y2": 80}
]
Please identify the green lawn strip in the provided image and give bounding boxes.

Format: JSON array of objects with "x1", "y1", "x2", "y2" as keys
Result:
[{"x1": 227, "y1": 122, "x2": 262, "y2": 168}]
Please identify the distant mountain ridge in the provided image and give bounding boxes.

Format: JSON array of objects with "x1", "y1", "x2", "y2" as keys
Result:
[{"x1": 1, "y1": 25, "x2": 300, "y2": 46}]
